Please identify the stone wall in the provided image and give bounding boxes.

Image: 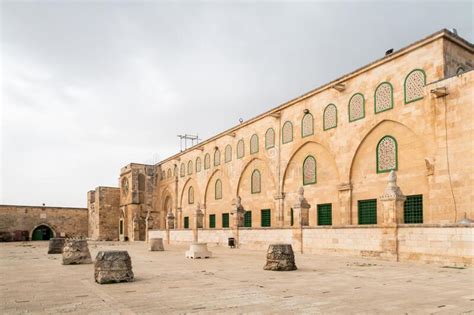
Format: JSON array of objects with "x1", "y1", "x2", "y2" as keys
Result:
[
  {"x1": 0, "y1": 205, "x2": 88, "y2": 241},
  {"x1": 88, "y1": 187, "x2": 120, "y2": 241},
  {"x1": 150, "y1": 224, "x2": 473, "y2": 266}
]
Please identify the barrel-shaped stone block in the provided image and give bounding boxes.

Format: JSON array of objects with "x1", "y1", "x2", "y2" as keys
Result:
[
  {"x1": 149, "y1": 238, "x2": 164, "y2": 251},
  {"x1": 263, "y1": 244, "x2": 297, "y2": 271},
  {"x1": 95, "y1": 250, "x2": 134, "y2": 284},
  {"x1": 48, "y1": 238, "x2": 65, "y2": 254},
  {"x1": 62, "y1": 239, "x2": 92, "y2": 265},
  {"x1": 185, "y1": 242, "x2": 212, "y2": 259}
]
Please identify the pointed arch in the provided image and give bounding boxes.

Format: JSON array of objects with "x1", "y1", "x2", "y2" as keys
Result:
[
  {"x1": 225, "y1": 144, "x2": 232, "y2": 163},
  {"x1": 374, "y1": 82, "x2": 394, "y2": 113},
  {"x1": 376, "y1": 135, "x2": 398, "y2": 173},
  {"x1": 282, "y1": 121, "x2": 293, "y2": 144},
  {"x1": 251, "y1": 169, "x2": 261, "y2": 193},
  {"x1": 214, "y1": 149, "x2": 221, "y2": 166},
  {"x1": 348, "y1": 93, "x2": 365, "y2": 122},
  {"x1": 265, "y1": 128, "x2": 275, "y2": 149},
  {"x1": 250, "y1": 134, "x2": 259, "y2": 154},
  {"x1": 323, "y1": 104, "x2": 337, "y2": 130},
  {"x1": 301, "y1": 113, "x2": 314, "y2": 137},
  {"x1": 187, "y1": 160, "x2": 193, "y2": 175},
  {"x1": 404, "y1": 68, "x2": 426, "y2": 104},
  {"x1": 179, "y1": 177, "x2": 201, "y2": 208}
]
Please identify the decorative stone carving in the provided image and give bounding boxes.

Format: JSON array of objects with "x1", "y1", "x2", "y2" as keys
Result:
[
  {"x1": 48, "y1": 238, "x2": 65, "y2": 254},
  {"x1": 167, "y1": 208, "x2": 175, "y2": 229},
  {"x1": 149, "y1": 238, "x2": 164, "y2": 251},
  {"x1": 194, "y1": 202, "x2": 204, "y2": 229},
  {"x1": 94, "y1": 250, "x2": 134, "y2": 284},
  {"x1": 379, "y1": 171, "x2": 406, "y2": 224},
  {"x1": 185, "y1": 242, "x2": 212, "y2": 259},
  {"x1": 424, "y1": 158, "x2": 434, "y2": 176},
  {"x1": 263, "y1": 244, "x2": 297, "y2": 271},
  {"x1": 62, "y1": 239, "x2": 92, "y2": 265},
  {"x1": 231, "y1": 196, "x2": 245, "y2": 227},
  {"x1": 292, "y1": 187, "x2": 310, "y2": 226}
]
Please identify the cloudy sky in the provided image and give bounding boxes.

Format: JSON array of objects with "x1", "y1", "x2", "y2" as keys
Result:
[{"x1": 1, "y1": 1, "x2": 472, "y2": 207}]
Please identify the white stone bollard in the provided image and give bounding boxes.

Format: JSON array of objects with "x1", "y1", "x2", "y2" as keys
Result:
[
  {"x1": 149, "y1": 238, "x2": 164, "y2": 251},
  {"x1": 185, "y1": 242, "x2": 212, "y2": 259}
]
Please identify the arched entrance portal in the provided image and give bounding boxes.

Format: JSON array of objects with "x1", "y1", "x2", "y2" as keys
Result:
[{"x1": 32, "y1": 225, "x2": 54, "y2": 240}]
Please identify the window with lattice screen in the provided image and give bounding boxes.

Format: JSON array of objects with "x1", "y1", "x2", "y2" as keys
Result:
[
  {"x1": 188, "y1": 186, "x2": 194, "y2": 204},
  {"x1": 301, "y1": 113, "x2": 313, "y2": 137},
  {"x1": 251, "y1": 169, "x2": 261, "y2": 194},
  {"x1": 180, "y1": 163, "x2": 185, "y2": 177},
  {"x1": 404, "y1": 69, "x2": 426, "y2": 104},
  {"x1": 222, "y1": 213, "x2": 229, "y2": 228},
  {"x1": 209, "y1": 214, "x2": 216, "y2": 228},
  {"x1": 282, "y1": 121, "x2": 293, "y2": 144},
  {"x1": 303, "y1": 155, "x2": 316, "y2": 185},
  {"x1": 348, "y1": 93, "x2": 365, "y2": 122},
  {"x1": 323, "y1": 104, "x2": 337, "y2": 130},
  {"x1": 204, "y1": 154, "x2": 210, "y2": 169},
  {"x1": 215, "y1": 179, "x2": 222, "y2": 200},
  {"x1": 214, "y1": 149, "x2": 221, "y2": 166},
  {"x1": 237, "y1": 139, "x2": 245, "y2": 159},
  {"x1": 265, "y1": 128, "x2": 275, "y2": 149},
  {"x1": 195, "y1": 157, "x2": 201, "y2": 172},
  {"x1": 244, "y1": 211, "x2": 252, "y2": 227},
  {"x1": 261, "y1": 209, "x2": 271, "y2": 227},
  {"x1": 187, "y1": 160, "x2": 193, "y2": 175},
  {"x1": 225, "y1": 145, "x2": 232, "y2": 163},
  {"x1": 250, "y1": 134, "x2": 259, "y2": 154},
  {"x1": 374, "y1": 82, "x2": 393, "y2": 113},
  {"x1": 317, "y1": 203, "x2": 332, "y2": 226},
  {"x1": 358, "y1": 199, "x2": 377, "y2": 225},
  {"x1": 377, "y1": 136, "x2": 397, "y2": 173},
  {"x1": 404, "y1": 195, "x2": 423, "y2": 223}
]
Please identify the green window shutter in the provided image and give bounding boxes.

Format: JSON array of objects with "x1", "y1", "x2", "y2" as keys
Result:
[
  {"x1": 261, "y1": 209, "x2": 271, "y2": 227},
  {"x1": 244, "y1": 211, "x2": 252, "y2": 227},
  {"x1": 404, "y1": 195, "x2": 423, "y2": 223},
  {"x1": 317, "y1": 204, "x2": 332, "y2": 226},
  {"x1": 222, "y1": 213, "x2": 230, "y2": 228},
  {"x1": 209, "y1": 214, "x2": 216, "y2": 228},
  {"x1": 184, "y1": 216, "x2": 189, "y2": 229},
  {"x1": 358, "y1": 199, "x2": 377, "y2": 225},
  {"x1": 290, "y1": 208, "x2": 294, "y2": 226}
]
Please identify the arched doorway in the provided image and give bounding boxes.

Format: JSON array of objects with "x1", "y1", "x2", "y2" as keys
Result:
[{"x1": 32, "y1": 225, "x2": 54, "y2": 240}]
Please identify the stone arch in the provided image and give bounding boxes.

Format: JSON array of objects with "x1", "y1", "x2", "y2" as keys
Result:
[
  {"x1": 349, "y1": 119, "x2": 429, "y2": 223},
  {"x1": 203, "y1": 169, "x2": 232, "y2": 228},
  {"x1": 281, "y1": 141, "x2": 340, "y2": 226},
  {"x1": 236, "y1": 157, "x2": 277, "y2": 227},
  {"x1": 179, "y1": 177, "x2": 201, "y2": 208},
  {"x1": 31, "y1": 223, "x2": 56, "y2": 240}
]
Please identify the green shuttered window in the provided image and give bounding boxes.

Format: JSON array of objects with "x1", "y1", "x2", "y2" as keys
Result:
[
  {"x1": 261, "y1": 209, "x2": 271, "y2": 227},
  {"x1": 209, "y1": 214, "x2": 216, "y2": 228},
  {"x1": 317, "y1": 203, "x2": 332, "y2": 226},
  {"x1": 404, "y1": 195, "x2": 423, "y2": 224},
  {"x1": 184, "y1": 216, "x2": 189, "y2": 229},
  {"x1": 244, "y1": 211, "x2": 252, "y2": 227},
  {"x1": 358, "y1": 199, "x2": 377, "y2": 225},
  {"x1": 222, "y1": 213, "x2": 230, "y2": 228}
]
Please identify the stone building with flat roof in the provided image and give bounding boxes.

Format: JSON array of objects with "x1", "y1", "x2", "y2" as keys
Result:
[{"x1": 88, "y1": 29, "x2": 473, "y2": 265}]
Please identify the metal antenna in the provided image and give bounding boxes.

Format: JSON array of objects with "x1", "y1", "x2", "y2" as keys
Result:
[{"x1": 177, "y1": 134, "x2": 201, "y2": 151}]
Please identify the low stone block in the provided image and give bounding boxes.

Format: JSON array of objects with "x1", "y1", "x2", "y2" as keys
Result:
[
  {"x1": 95, "y1": 250, "x2": 134, "y2": 284},
  {"x1": 62, "y1": 239, "x2": 92, "y2": 265},
  {"x1": 48, "y1": 238, "x2": 65, "y2": 254},
  {"x1": 149, "y1": 238, "x2": 164, "y2": 251},
  {"x1": 185, "y1": 242, "x2": 212, "y2": 259},
  {"x1": 263, "y1": 244, "x2": 297, "y2": 271}
]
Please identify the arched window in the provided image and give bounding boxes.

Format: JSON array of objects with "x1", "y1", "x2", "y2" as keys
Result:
[
  {"x1": 187, "y1": 160, "x2": 193, "y2": 175},
  {"x1": 377, "y1": 135, "x2": 398, "y2": 173},
  {"x1": 404, "y1": 69, "x2": 426, "y2": 104},
  {"x1": 161, "y1": 171, "x2": 165, "y2": 180},
  {"x1": 301, "y1": 113, "x2": 314, "y2": 137},
  {"x1": 188, "y1": 186, "x2": 194, "y2": 204},
  {"x1": 215, "y1": 179, "x2": 222, "y2": 200},
  {"x1": 237, "y1": 139, "x2": 245, "y2": 159},
  {"x1": 251, "y1": 169, "x2": 261, "y2": 194},
  {"x1": 180, "y1": 163, "x2": 185, "y2": 177},
  {"x1": 204, "y1": 153, "x2": 210, "y2": 169},
  {"x1": 282, "y1": 121, "x2": 293, "y2": 144},
  {"x1": 214, "y1": 149, "x2": 221, "y2": 166},
  {"x1": 138, "y1": 174, "x2": 146, "y2": 190},
  {"x1": 303, "y1": 155, "x2": 317, "y2": 185},
  {"x1": 323, "y1": 104, "x2": 337, "y2": 130},
  {"x1": 173, "y1": 165, "x2": 178, "y2": 177},
  {"x1": 250, "y1": 134, "x2": 259, "y2": 154},
  {"x1": 374, "y1": 82, "x2": 393, "y2": 113},
  {"x1": 265, "y1": 128, "x2": 275, "y2": 149},
  {"x1": 167, "y1": 168, "x2": 171, "y2": 178},
  {"x1": 225, "y1": 145, "x2": 232, "y2": 163},
  {"x1": 195, "y1": 157, "x2": 201, "y2": 173},
  {"x1": 348, "y1": 93, "x2": 365, "y2": 122}
]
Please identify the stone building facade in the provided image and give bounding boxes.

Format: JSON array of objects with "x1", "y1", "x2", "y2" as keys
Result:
[
  {"x1": 0, "y1": 205, "x2": 88, "y2": 241},
  {"x1": 88, "y1": 30, "x2": 473, "y2": 264},
  {"x1": 87, "y1": 187, "x2": 120, "y2": 241}
]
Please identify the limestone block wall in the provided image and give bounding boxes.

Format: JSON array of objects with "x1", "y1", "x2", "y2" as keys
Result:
[
  {"x1": 88, "y1": 187, "x2": 120, "y2": 241},
  {"x1": 398, "y1": 225, "x2": 473, "y2": 265},
  {"x1": 238, "y1": 228, "x2": 293, "y2": 250},
  {"x1": 0, "y1": 205, "x2": 88, "y2": 241}
]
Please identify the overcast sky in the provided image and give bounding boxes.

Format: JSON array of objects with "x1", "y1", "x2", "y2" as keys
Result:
[{"x1": 1, "y1": 1, "x2": 472, "y2": 207}]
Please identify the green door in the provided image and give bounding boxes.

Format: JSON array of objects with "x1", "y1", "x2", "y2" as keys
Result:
[{"x1": 32, "y1": 225, "x2": 53, "y2": 240}]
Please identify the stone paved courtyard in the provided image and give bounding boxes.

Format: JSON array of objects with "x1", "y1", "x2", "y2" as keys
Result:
[{"x1": 0, "y1": 241, "x2": 473, "y2": 314}]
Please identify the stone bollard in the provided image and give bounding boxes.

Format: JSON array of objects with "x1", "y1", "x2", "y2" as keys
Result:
[
  {"x1": 62, "y1": 239, "x2": 92, "y2": 265},
  {"x1": 48, "y1": 238, "x2": 65, "y2": 254},
  {"x1": 95, "y1": 251, "x2": 134, "y2": 284},
  {"x1": 185, "y1": 242, "x2": 212, "y2": 259},
  {"x1": 149, "y1": 238, "x2": 164, "y2": 251},
  {"x1": 263, "y1": 244, "x2": 297, "y2": 271}
]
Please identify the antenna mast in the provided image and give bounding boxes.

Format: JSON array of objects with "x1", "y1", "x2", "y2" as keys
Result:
[{"x1": 177, "y1": 134, "x2": 200, "y2": 152}]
